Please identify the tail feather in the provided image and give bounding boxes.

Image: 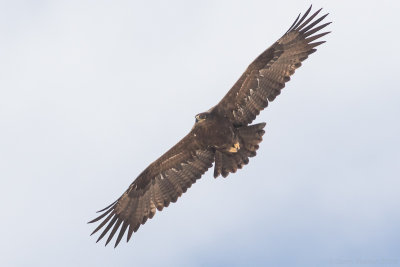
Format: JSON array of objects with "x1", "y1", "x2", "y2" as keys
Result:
[{"x1": 214, "y1": 122, "x2": 266, "y2": 178}]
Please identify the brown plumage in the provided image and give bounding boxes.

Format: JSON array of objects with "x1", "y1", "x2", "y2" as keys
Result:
[{"x1": 89, "y1": 5, "x2": 331, "y2": 247}]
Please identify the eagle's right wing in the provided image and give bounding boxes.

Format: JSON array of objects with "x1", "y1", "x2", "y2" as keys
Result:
[
  {"x1": 215, "y1": 6, "x2": 331, "y2": 126},
  {"x1": 89, "y1": 132, "x2": 214, "y2": 247}
]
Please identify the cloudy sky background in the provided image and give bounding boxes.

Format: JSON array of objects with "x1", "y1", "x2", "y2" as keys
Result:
[{"x1": 1, "y1": 0, "x2": 399, "y2": 266}]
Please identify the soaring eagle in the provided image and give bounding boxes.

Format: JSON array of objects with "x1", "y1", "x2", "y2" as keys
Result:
[{"x1": 89, "y1": 6, "x2": 330, "y2": 247}]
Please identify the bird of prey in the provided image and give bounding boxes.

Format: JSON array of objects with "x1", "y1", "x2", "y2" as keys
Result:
[{"x1": 89, "y1": 5, "x2": 330, "y2": 247}]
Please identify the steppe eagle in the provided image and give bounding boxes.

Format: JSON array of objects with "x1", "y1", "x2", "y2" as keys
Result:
[{"x1": 89, "y1": 5, "x2": 330, "y2": 247}]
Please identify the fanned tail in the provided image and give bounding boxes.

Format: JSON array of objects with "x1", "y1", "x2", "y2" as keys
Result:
[{"x1": 214, "y1": 123, "x2": 266, "y2": 178}]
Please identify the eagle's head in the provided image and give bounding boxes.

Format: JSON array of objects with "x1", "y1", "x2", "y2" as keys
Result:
[{"x1": 195, "y1": 112, "x2": 211, "y2": 123}]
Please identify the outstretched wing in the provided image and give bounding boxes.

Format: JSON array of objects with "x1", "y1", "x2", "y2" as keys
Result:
[
  {"x1": 215, "y1": 6, "x2": 331, "y2": 126},
  {"x1": 89, "y1": 133, "x2": 214, "y2": 247}
]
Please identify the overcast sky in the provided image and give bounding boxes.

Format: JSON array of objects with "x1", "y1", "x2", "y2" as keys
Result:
[{"x1": 1, "y1": 0, "x2": 399, "y2": 266}]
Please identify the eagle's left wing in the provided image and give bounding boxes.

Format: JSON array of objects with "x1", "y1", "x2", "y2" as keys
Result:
[
  {"x1": 89, "y1": 133, "x2": 214, "y2": 247},
  {"x1": 214, "y1": 6, "x2": 331, "y2": 126}
]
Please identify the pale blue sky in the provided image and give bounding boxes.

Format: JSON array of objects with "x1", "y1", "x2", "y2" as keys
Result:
[{"x1": 1, "y1": 1, "x2": 399, "y2": 266}]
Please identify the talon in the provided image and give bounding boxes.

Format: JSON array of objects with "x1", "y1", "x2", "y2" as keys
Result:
[
  {"x1": 228, "y1": 142, "x2": 240, "y2": 153},
  {"x1": 228, "y1": 147, "x2": 238, "y2": 153},
  {"x1": 234, "y1": 142, "x2": 240, "y2": 149}
]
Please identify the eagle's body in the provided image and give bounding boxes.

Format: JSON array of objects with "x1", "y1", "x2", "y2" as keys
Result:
[
  {"x1": 193, "y1": 110, "x2": 238, "y2": 153},
  {"x1": 191, "y1": 111, "x2": 237, "y2": 150},
  {"x1": 89, "y1": 6, "x2": 331, "y2": 247}
]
